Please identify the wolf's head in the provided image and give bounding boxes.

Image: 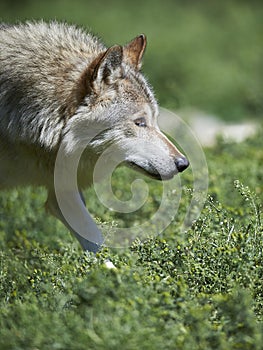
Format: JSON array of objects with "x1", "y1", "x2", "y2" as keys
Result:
[{"x1": 65, "y1": 35, "x2": 189, "y2": 181}]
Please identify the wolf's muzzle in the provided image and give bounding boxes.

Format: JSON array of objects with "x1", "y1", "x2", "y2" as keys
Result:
[{"x1": 175, "y1": 157, "x2": 189, "y2": 173}]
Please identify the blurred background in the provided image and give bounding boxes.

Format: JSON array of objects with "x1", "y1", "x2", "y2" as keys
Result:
[{"x1": 0, "y1": 0, "x2": 262, "y2": 124}]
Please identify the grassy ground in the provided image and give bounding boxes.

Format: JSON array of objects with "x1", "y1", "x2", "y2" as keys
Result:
[
  {"x1": 0, "y1": 129, "x2": 262, "y2": 349},
  {"x1": 0, "y1": 1, "x2": 263, "y2": 348}
]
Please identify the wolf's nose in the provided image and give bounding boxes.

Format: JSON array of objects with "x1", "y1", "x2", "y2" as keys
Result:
[{"x1": 175, "y1": 157, "x2": 189, "y2": 173}]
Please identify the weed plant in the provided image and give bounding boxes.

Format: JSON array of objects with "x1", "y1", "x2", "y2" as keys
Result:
[{"x1": 0, "y1": 130, "x2": 262, "y2": 349}]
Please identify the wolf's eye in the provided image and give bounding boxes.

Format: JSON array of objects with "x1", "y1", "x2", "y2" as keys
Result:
[{"x1": 134, "y1": 118, "x2": 147, "y2": 127}]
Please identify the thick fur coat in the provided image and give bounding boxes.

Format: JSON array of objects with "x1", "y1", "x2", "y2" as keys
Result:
[{"x1": 0, "y1": 22, "x2": 189, "y2": 252}]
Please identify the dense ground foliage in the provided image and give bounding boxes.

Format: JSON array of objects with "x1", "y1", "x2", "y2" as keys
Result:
[
  {"x1": 0, "y1": 130, "x2": 262, "y2": 349},
  {"x1": 0, "y1": 1, "x2": 262, "y2": 348}
]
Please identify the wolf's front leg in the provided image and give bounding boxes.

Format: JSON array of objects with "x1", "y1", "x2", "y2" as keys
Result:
[{"x1": 45, "y1": 190, "x2": 104, "y2": 253}]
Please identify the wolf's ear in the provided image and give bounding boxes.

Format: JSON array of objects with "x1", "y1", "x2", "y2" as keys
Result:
[
  {"x1": 123, "y1": 35, "x2": 147, "y2": 70},
  {"x1": 91, "y1": 45, "x2": 123, "y2": 90},
  {"x1": 67, "y1": 46, "x2": 123, "y2": 115}
]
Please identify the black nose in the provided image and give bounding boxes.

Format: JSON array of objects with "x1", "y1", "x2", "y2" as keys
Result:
[{"x1": 175, "y1": 157, "x2": 189, "y2": 173}]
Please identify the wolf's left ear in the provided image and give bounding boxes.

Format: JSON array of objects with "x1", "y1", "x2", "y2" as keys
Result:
[
  {"x1": 69, "y1": 46, "x2": 123, "y2": 114},
  {"x1": 67, "y1": 45, "x2": 123, "y2": 115},
  {"x1": 76, "y1": 45, "x2": 123, "y2": 97},
  {"x1": 123, "y1": 35, "x2": 147, "y2": 70},
  {"x1": 90, "y1": 45, "x2": 124, "y2": 91}
]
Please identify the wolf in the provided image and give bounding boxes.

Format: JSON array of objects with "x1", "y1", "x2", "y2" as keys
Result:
[{"x1": 0, "y1": 21, "x2": 189, "y2": 253}]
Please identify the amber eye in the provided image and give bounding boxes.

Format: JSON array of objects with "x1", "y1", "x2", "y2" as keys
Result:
[{"x1": 134, "y1": 117, "x2": 147, "y2": 127}]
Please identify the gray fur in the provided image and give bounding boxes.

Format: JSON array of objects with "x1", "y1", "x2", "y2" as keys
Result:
[{"x1": 0, "y1": 21, "x2": 189, "y2": 252}]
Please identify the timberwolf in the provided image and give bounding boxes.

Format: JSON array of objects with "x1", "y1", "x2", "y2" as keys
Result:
[{"x1": 0, "y1": 22, "x2": 189, "y2": 252}]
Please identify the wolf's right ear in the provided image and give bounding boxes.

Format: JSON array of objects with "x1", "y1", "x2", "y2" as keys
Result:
[{"x1": 123, "y1": 35, "x2": 147, "y2": 70}]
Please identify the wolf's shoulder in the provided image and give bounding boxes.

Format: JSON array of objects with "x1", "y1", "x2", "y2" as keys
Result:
[{"x1": 0, "y1": 21, "x2": 105, "y2": 55}]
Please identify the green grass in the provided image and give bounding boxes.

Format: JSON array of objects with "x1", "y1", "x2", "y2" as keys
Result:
[
  {"x1": 0, "y1": 129, "x2": 262, "y2": 349},
  {"x1": 0, "y1": 1, "x2": 263, "y2": 347}
]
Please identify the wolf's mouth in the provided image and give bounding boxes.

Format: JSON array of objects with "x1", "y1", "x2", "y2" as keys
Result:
[{"x1": 126, "y1": 161, "x2": 174, "y2": 181}]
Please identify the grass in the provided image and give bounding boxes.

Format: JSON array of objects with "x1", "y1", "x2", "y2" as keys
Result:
[
  {"x1": 0, "y1": 1, "x2": 263, "y2": 347},
  {"x1": 0, "y1": 129, "x2": 262, "y2": 349}
]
